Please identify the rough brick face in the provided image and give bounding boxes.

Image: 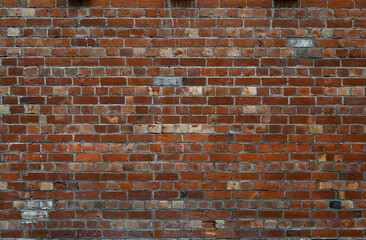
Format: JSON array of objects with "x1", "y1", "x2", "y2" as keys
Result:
[{"x1": 0, "y1": 0, "x2": 366, "y2": 239}]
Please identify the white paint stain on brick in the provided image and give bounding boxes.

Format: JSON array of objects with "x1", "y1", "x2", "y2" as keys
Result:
[
  {"x1": 40, "y1": 201, "x2": 53, "y2": 209},
  {"x1": 148, "y1": 87, "x2": 161, "y2": 96},
  {"x1": 215, "y1": 220, "x2": 225, "y2": 228},
  {"x1": 189, "y1": 87, "x2": 202, "y2": 95},
  {"x1": 22, "y1": 210, "x2": 48, "y2": 219},
  {"x1": 27, "y1": 201, "x2": 40, "y2": 209},
  {"x1": 154, "y1": 77, "x2": 181, "y2": 86},
  {"x1": 287, "y1": 38, "x2": 314, "y2": 48}
]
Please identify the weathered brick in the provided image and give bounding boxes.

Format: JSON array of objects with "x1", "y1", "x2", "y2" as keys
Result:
[
  {"x1": 0, "y1": 105, "x2": 10, "y2": 114},
  {"x1": 1, "y1": 0, "x2": 365, "y2": 238}
]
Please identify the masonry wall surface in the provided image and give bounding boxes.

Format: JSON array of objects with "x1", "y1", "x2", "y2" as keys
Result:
[{"x1": 0, "y1": 0, "x2": 366, "y2": 239}]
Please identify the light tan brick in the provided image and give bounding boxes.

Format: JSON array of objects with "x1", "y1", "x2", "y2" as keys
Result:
[
  {"x1": 185, "y1": 28, "x2": 199, "y2": 37},
  {"x1": 243, "y1": 106, "x2": 256, "y2": 114},
  {"x1": 41, "y1": 182, "x2": 53, "y2": 191},
  {"x1": 342, "y1": 200, "x2": 354, "y2": 209},
  {"x1": 228, "y1": 48, "x2": 240, "y2": 56},
  {"x1": 243, "y1": 87, "x2": 257, "y2": 95},
  {"x1": 338, "y1": 87, "x2": 350, "y2": 95},
  {"x1": 78, "y1": 8, "x2": 89, "y2": 17},
  {"x1": 0, "y1": 87, "x2": 8, "y2": 95},
  {"x1": 215, "y1": 220, "x2": 225, "y2": 228},
  {"x1": 321, "y1": 29, "x2": 332, "y2": 38},
  {"x1": 0, "y1": 221, "x2": 8, "y2": 229},
  {"x1": 201, "y1": 48, "x2": 213, "y2": 57},
  {"x1": 14, "y1": 201, "x2": 25, "y2": 209},
  {"x1": 227, "y1": 181, "x2": 239, "y2": 190},
  {"x1": 172, "y1": 201, "x2": 184, "y2": 209},
  {"x1": 203, "y1": 125, "x2": 215, "y2": 133},
  {"x1": 148, "y1": 125, "x2": 161, "y2": 133},
  {"x1": 190, "y1": 220, "x2": 202, "y2": 228},
  {"x1": 0, "y1": 105, "x2": 10, "y2": 114},
  {"x1": 81, "y1": 125, "x2": 93, "y2": 133},
  {"x1": 114, "y1": 221, "x2": 124, "y2": 229},
  {"x1": 162, "y1": 124, "x2": 174, "y2": 133},
  {"x1": 189, "y1": 87, "x2": 202, "y2": 95},
  {"x1": 189, "y1": 125, "x2": 202, "y2": 133},
  {"x1": 23, "y1": 8, "x2": 35, "y2": 17},
  {"x1": 265, "y1": 220, "x2": 277, "y2": 228},
  {"x1": 310, "y1": 125, "x2": 323, "y2": 134},
  {"x1": 176, "y1": 125, "x2": 189, "y2": 133},
  {"x1": 39, "y1": 115, "x2": 46, "y2": 124},
  {"x1": 7, "y1": 28, "x2": 20, "y2": 37},
  {"x1": 352, "y1": 87, "x2": 364, "y2": 96},
  {"x1": 133, "y1": 48, "x2": 146, "y2": 57},
  {"x1": 8, "y1": 48, "x2": 20, "y2": 56},
  {"x1": 124, "y1": 220, "x2": 136, "y2": 229},
  {"x1": 8, "y1": 8, "x2": 22, "y2": 16},
  {"x1": 159, "y1": 201, "x2": 171, "y2": 209},
  {"x1": 69, "y1": 163, "x2": 81, "y2": 171},
  {"x1": 146, "y1": 201, "x2": 158, "y2": 209},
  {"x1": 319, "y1": 182, "x2": 332, "y2": 190},
  {"x1": 160, "y1": 48, "x2": 172, "y2": 57},
  {"x1": 135, "y1": 124, "x2": 148, "y2": 133}
]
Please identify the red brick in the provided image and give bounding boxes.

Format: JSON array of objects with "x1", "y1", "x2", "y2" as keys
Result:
[
  {"x1": 1, "y1": 0, "x2": 365, "y2": 237},
  {"x1": 329, "y1": 0, "x2": 354, "y2": 8},
  {"x1": 138, "y1": 0, "x2": 164, "y2": 8}
]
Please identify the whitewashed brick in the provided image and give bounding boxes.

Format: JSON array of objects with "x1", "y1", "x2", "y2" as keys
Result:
[
  {"x1": 7, "y1": 28, "x2": 20, "y2": 37},
  {"x1": 287, "y1": 38, "x2": 314, "y2": 48}
]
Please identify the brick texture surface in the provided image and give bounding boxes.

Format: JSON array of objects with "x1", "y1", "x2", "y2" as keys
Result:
[{"x1": 0, "y1": 0, "x2": 366, "y2": 238}]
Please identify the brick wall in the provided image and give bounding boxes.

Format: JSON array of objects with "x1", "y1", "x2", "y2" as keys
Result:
[{"x1": 1, "y1": 0, "x2": 366, "y2": 238}]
